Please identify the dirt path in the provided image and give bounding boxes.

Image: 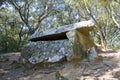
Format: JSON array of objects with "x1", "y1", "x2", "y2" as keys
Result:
[{"x1": 0, "y1": 50, "x2": 120, "y2": 80}]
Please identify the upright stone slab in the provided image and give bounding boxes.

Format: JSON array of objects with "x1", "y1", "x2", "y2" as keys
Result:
[
  {"x1": 22, "y1": 40, "x2": 73, "y2": 64},
  {"x1": 21, "y1": 20, "x2": 97, "y2": 64}
]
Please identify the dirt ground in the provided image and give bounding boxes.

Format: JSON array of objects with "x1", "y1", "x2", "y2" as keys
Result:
[{"x1": 0, "y1": 50, "x2": 120, "y2": 80}]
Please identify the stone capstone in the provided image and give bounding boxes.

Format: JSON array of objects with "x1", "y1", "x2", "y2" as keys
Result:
[{"x1": 30, "y1": 20, "x2": 94, "y2": 41}]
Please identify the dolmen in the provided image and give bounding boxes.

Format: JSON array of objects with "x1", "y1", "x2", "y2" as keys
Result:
[{"x1": 21, "y1": 20, "x2": 97, "y2": 64}]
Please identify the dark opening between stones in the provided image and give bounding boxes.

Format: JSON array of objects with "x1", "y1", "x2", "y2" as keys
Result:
[{"x1": 30, "y1": 32, "x2": 68, "y2": 41}]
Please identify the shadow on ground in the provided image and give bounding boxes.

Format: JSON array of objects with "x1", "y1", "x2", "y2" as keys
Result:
[{"x1": 0, "y1": 50, "x2": 120, "y2": 80}]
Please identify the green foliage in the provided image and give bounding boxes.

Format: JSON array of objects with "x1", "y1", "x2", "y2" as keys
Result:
[
  {"x1": 0, "y1": 0, "x2": 120, "y2": 53},
  {"x1": 0, "y1": 5, "x2": 28, "y2": 53},
  {"x1": 0, "y1": 34, "x2": 17, "y2": 53}
]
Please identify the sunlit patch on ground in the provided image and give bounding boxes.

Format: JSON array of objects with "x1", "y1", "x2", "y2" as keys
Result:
[{"x1": 0, "y1": 50, "x2": 120, "y2": 80}]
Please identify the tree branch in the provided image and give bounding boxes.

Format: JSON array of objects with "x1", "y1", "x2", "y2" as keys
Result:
[{"x1": 109, "y1": 4, "x2": 120, "y2": 28}]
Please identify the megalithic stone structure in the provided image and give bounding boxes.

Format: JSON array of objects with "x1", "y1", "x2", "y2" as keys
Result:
[{"x1": 21, "y1": 20, "x2": 97, "y2": 64}]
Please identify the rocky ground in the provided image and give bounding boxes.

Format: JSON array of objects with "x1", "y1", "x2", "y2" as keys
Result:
[{"x1": 0, "y1": 50, "x2": 120, "y2": 80}]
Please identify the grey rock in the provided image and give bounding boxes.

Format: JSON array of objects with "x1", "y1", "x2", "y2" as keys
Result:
[
  {"x1": 0, "y1": 55, "x2": 9, "y2": 62},
  {"x1": 21, "y1": 40, "x2": 73, "y2": 64},
  {"x1": 88, "y1": 47, "x2": 98, "y2": 61},
  {"x1": 30, "y1": 20, "x2": 94, "y2": 41}
]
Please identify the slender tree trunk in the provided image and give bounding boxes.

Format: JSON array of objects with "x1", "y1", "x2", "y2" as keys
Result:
[
  {"x1": 4, "y1": 22, "x2": 8, "y2": 52},
  {"x1": 109, "y1": 3, "x2": 120, "y2": 28},
  {"x1": 90, "y1": 15, "x2": 107, "y2": 49},
  {"x1": 83, "y1": 0, "x2": 107, "y2": 49}
]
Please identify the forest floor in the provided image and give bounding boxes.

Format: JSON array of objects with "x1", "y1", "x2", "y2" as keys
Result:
[{"x1": 0, "y1": 50, "x2": 120, "y2": 80}]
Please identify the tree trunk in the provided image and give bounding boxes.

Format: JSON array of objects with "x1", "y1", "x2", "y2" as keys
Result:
[
  {"x1": 83, "y1": 0, "x2": 107, "y2": 49},
  {"x1": 91, "y1": 15, "x2": 107, "y2": 49}
]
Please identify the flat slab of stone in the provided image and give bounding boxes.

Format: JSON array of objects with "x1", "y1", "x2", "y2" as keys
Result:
[{"x1": 30, "y1": 20, "x2": 94, "y2": 41}]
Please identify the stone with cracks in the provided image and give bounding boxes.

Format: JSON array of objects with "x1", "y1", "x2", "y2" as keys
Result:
[
  {"x1": 21, "y1": 40, "x2": 73, "y2": 64},
  {"x1": 21, "y1": 20, "x2": 97, "y2": 64}
]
